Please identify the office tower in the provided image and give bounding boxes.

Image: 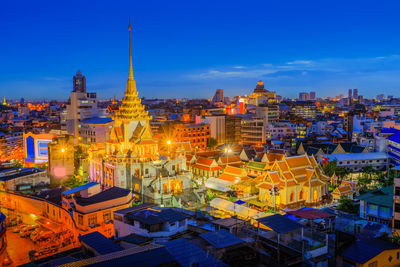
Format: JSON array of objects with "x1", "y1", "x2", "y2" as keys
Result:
[
  {"x1": 377, "y1": 94, "x2": 385, "y2": 101},
  {"x1": 64, "y1": 71, "x2": 107, "y2": 139},
  {"x1": 353, "y1": 89, "x2": 358, "y2": 99},
  {"x1": 73, "y1": 70, "x2": 86, "y2": 93},
  {"x1": 211, "y1": 89, "x2": 224, "y2": 106},
  {"x1": 299, "y1": 92, "x2": 310, "y2": 101},
  {"x1": 348, "y1": 89, "x2": 352, "y2": 99},
  {"x1": 310, "y1": 91, "x2": 316, "y2": 100}
]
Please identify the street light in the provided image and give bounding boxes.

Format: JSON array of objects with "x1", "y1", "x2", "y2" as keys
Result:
[
  {"x1": 224, "y1": 147, "x2": 232, "y2": 167},
  {"x1": 61, "y1": 148, "x2": 65, "y2": 153},
  {"x1": 269, "y1": 186, "x2": 280, "y2": 213},
  {"x1": 166, "y1": 140, "x2": 171, "y2": 145}
]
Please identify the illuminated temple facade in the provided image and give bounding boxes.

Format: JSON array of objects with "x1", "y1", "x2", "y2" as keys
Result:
[
  {"x1": 256, "y1": 154, "x2": 330, "y2": 210},
  {"x1": 88, "y1": 23, "x2": 203, "y2": 207}
]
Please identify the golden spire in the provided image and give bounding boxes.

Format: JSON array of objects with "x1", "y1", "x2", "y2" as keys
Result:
[
  {"x1": 128, "y1": 19, "x2": 134, "y2": 81},
  {"x1": 112, "y1": 21, "x2": 151, "y2": 122}
]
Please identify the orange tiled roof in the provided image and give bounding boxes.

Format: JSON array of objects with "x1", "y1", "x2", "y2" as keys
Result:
[
  {"x1": 333, "y1": 185, "x2": 353, "y2": 195},
  {"x1": 219, "y1": 173, "x2": 240, "y2": 183},
  {"x1": 269, "y1": 172, "x2": 281, "y2": 184},
  {"x1": 192, "y1": 164, "x2": 221, "y2": 171},
  {"x1": 224, "y1": 165, "x2": 246, "y2": 176},
  {"x1": 267, "y1": 153, "x2": 285, "y2": 162},
  {"x1": 277, "y1": 161, "x2": 289, "y2": 172},
  {"x1": 196, "y1": 157, "x2": 215, "y2": 166},
  {"x1": 219, "y1": 156, "x2": 242, "y2": 164},
  {"x1": 285, "y1": 155, "x2": 310, "y2": 169}
]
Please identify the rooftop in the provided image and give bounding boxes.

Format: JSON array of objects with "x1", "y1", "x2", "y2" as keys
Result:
[
  {"x1": 79, "y1": 231, "x2": 124, "y2": 255},
  {"x1": 257, "y1": 214, "x2": 304, "y2": 234},
  {"x1": 357, "y1": 186, "x2": 393, "y2": 207},
  {"x1": 323, "y1": 152, "x2": 388, "y2": 161},
  {"x1": 339, "y1": 238, "x2": 399, "y2": 264},
  {"x1": 73, "y1": 187, "x2": 131, "y2": 206},
  {"x1": 81, "y1": 117, "x2": 113, "y2": 125},
  {"x1": 62, "y1": 182, "x2": 99, "y2": 196},
  {"x1": 126, "y1": 208, "x2": 187, "y2": 225},
  {"x1": 0, "y1": 167, "x2": 45, "y2": 181},
  {"x1": 164, "y1": 238, "x2": 226, "y2": 266},
  {"x1": 200, "y1": 229, "x2": 244, "y2": 249}
]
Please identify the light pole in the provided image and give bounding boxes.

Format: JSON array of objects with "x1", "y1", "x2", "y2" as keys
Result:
[
  {"x1": 224, "y1": 147, "x2": 232, "y2": 167},
  {"x1": 269, "y1": 186, "x2": 279, "y2": 213}
]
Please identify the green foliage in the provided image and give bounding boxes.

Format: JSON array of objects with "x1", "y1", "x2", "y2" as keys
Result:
[
  {"x1": 323, "y1": 160, "x2": 337, "y2": 177},
  {"x1": 207, "y1": 138, "x2": 218, "y2": 149},
  {"x1": 12, "y1": 160, "x2": 23, "y2": 169},
  {"x1": 207, "y1": 191, "x2": 215, "y2": 201},
  {"x1": 228, "y1": 195, "x2": 237, "y2": 202},
  {"x1": 337, "y1": 197, "x2": 358, "y2": 214},
  {"x1": 63, "y1": 175, "x2": 85, "y2": 189},
  {"x1": 33, "y1": 163, "x2": 47, "y2": 170}
]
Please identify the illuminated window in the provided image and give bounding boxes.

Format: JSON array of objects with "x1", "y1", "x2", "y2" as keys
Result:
[{"x1": 78, "y1": 214, "x2": 83, "y2": 225}]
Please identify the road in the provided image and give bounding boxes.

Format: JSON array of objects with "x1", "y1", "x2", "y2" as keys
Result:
[{"x1": 6, "y1": 229, "x2": 36, "y2": 266}]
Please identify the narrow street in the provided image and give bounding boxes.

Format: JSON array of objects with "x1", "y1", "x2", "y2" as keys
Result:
[{"x1": 6, "y1": 230, "x2": 36, "y2": 266}]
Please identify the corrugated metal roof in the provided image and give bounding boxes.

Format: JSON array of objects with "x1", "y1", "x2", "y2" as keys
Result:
[
  {"x1": 62, "y1": 182, "x2": 99, "y2": 196},
  {"x1": 200, "y1": 229, "x2": 244, "y2": 249},
  {"x1": 79, "y1": 231, "x2": 123, "y2": 255},
  {"x1": 257, "y1": 214, "x2": 304, "y2": 234},
  {"x1": 164, "y1": 238, "x2": 226, "y2": 266}
]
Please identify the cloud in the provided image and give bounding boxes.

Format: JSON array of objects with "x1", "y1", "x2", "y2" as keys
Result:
[{"x1": 286, "y1": 60, "x2": 313, "y2": 65}]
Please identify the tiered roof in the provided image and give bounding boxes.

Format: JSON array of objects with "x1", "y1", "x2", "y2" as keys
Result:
[
  {"x1": 113, "y1": 21, "x2": 151, "y2": 122},
  {"x1": 257, "y1": 154, "x2": 326, "y2": 190}
]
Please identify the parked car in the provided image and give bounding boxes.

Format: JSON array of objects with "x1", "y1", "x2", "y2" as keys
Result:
[
  {"x1": 29, "y1": 245, "x2": 58, "y2": 260},
  {"x1": 12, "y1": 224, "x2": 28, "y2": 233},
  {"x1": 34, "y1": 231, "x2": 53, "y2": 243},
  {"x1": 20, "y1": 225, "x2": 39, "y2": 237}
]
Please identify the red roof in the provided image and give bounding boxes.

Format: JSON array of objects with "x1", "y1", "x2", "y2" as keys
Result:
[
  {"x1": 192, "y1": 164, "x2": 221, "y2": 171},
  {"x1": 196, "y1": 157, "x2": 215, "y2": 166},
  {"x1": 286, "y1": 209, "x2": 335, "y2": 220}
]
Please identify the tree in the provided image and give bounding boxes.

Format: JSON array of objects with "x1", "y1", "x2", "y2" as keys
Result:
[
  {"x1": 323, "y1": 160, "x2": 337, "y2": 177},
  {"x1": 208, "y1": 138, "x2": 218, "y2": 149},
  {"x1": 337, "y1": 197, "x2": 358, "y2": 214}
]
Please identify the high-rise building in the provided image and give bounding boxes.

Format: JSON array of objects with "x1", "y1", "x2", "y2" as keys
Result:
[
  {"x1": 299, "y1": 92, "x2": 310, "y2": 101},
  {"x1": 73, "y1": 70, "x2": 86, "y2": 93},
  {"x1": 353, "y1": 89, "x2": 358, "y2": 99},
  {"x1": 211, "y1": 89, "x2": 224, "y2": 106},
  {"x1": 255, "y1": 104, "x2": 279, "y2": 124},
  {"x1": 225, "y1": 115, "x2": 242, "y2": 144},
  {"x1": 241, "y1": 115, "x2": 266, "y2": 146},
  {"x1": 348, "y1": 89, "x2": 353, "y2": 100},
  {"x1": 247, "y1": 80, "x2": 277, "y2": 105},
  {"x1": 63, "y1": 71, "x2": 108, "y2": 140},
  {"x1": 310, "y1": 91, "x2": 316, "y2": 100},
  {"x1": 205, "y1": 115, "x2": 226, "y2": 144},
  {"x1": 377, "y1": 94, "x2": 385, "y2": 101}
]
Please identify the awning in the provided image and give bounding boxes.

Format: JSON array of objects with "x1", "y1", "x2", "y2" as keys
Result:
[
  {"x1": 205, "y1": 178, "x2": 233, "y2": 192},
  {"x1": 286, "y1": 209, "x2": 336, "y2": 220},
  {"x1": 234, "y1": 200, "x2": 246, "y2": 205},
  {"x1": 210, "y1": 198, "x2": 265, "y2": 219}
]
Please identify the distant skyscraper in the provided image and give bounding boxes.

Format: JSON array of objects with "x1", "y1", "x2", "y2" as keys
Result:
[
  {"x1": 299, "y1": 92, "x2": 310, "y2": 101},
  {"x1": 377, "y1": 94, "x2": 384, "y2": 101},
  {"x1": 63, "y1": 71, "x2": 107, "y2": 139},
  {"x1": 212, "y1": 89, "x2": 224, "y2": 106},
  {"x1": 310, "y1": 91, "x2": 316, "y2": 100},
  {"x1": 348, "y1": 89, "x2": 352, "y2": 99},
  {"x1": 353, "y1": 89, "x2": 358, "y2": 99},
  {"x1": 73, "y1": 70, "x2": 86, "y2": 93}
]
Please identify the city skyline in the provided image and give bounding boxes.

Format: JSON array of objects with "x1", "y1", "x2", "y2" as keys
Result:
[{"x1": 2, "y1": 0, "x2": 400, "y2": 100}]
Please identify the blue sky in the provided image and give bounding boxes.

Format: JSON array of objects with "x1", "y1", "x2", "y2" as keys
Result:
[{"x1": 1, "y1": 0, "x2": 400, "y2": 100}]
